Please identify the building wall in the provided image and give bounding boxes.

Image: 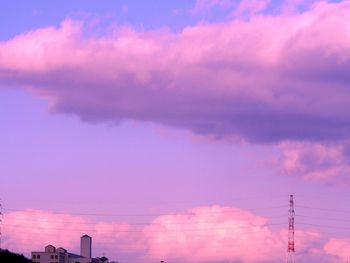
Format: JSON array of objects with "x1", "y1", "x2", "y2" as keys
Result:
[
  {"x1": 32, "y1": 251, "x2": 94, "y2": 263},
  {"x1": 45, "y1": 245, "x2": 56, "y2": 253},
  {"x1": 32, "y1": 252, "x2": 65, "y2": 263},
  {"x1": 31, "y1": 235, "x2": 99, "y2": 263},
  {"x1": 68, "y1": 257, "x2": 92, "y2": 263}
]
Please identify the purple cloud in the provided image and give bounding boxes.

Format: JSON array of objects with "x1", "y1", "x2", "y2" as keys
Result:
[
  {"x1": 276, "y1": 141, "x2": 350, "y2": 184},
  {"x1": 0, "y1": 1, "x2": 350, "y2": 145}
]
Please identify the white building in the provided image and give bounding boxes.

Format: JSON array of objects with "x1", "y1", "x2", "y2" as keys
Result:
[
  {"x1": 80, "y1": 235, "x2": 92, "y2": 259},
  {"x1": 31, "y1": 235, "x2": 108, "y2": 263}
]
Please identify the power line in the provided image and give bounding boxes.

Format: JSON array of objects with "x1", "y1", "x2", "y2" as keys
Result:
[
  {"x1": 0, "y1": 212, "x2": 287, "y2": 226},
  {"x1": 0, "y1": 194, "x2": 289, "y2": 206},
  {"x1": 2, "y1": 205, "x2": 287, "y2": 217},
  {"x1": 1, "y1": 222, "x2": 286, "y2": 233},
  {"x1": 296, "y1": 214, "x2": 350, "y2": 222},
  {"x1": 296, "y1": 205, "x2": 350, "y2": 213},
  {"x1": 297, "y1": 222, "x2": 350, "y2": 231}
]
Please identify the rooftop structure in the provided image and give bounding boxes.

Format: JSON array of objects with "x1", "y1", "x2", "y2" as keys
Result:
[{"x1": 31, "y1": 235, "x2": 108, "y2": 263}]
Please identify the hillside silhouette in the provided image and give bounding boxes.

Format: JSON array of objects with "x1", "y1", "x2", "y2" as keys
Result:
[{"x1": 0, "y1": 249, "x2": 31, "y2": 263}]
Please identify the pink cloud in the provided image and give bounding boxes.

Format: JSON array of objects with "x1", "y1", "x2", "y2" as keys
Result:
[
  {"x1": 324, "y1": 238, "x2": 350, "y2": 262},
  {"x1": 144, "y1": 206, "x2": 329, "y2": 263},
  {"x1": 122, "y1": 4, "x2": 129, "y2": 14},
  {"x1": 0, "y1": 20, "x2": 82, "y2": 72},
  {"x1": 192, "y1": 0, "x2": 234, "y2": 14},
  {"x1": 0, "y1": 1, "x2": 350, "y2": 144},
  {"x1": 1, "y1": 206, "x2": 342, "y2": 262},
  {"x1": 232, "y1": 0, "x2": 271, "y2": 17},
  {"x1": 277, "y1": 141, "x2": 350, "y2": 183},
  {"x1": 2, "y1": 209, "x2": 145, "y2": 259},
  {"x1": 144, "y1": 206, "x2": 284, "y2": 262},
  {"x1": 282, "y1": 0, "x2": 321, "y2": 14}
]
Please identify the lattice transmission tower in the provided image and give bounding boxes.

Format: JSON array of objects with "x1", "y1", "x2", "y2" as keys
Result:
[{"x1": 287, "y1": 194, "x2": 295, "y2": 263}]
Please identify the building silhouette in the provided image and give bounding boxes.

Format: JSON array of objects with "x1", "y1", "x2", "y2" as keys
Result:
[{"x1": 31, "y1": 235, "x2": 108, "y2": 263}]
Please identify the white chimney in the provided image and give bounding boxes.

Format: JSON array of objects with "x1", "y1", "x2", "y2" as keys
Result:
[{"x1": 80, "y1": 235, "x2": 92, "y2": 258}]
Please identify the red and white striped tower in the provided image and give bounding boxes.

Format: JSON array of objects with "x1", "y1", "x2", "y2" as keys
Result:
[{"x1": 287, "y1": 195, "x2": 295, "y2": 263}]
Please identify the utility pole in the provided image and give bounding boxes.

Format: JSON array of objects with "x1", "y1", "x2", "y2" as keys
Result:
[{"x1": 287, "y1": 195, "x2": 295, "y2": 263}]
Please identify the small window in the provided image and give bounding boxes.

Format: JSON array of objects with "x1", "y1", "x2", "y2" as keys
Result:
[
  {"x1": 38, "y1": 255, "x2": 41, "y2": 259},
  {"x1": 33, "y1": 255, "x2": 36, "y2": 259},
  {"x1": 55, "y1": 255, "x2": 58, "y2": 259},
  {"x1": 51, "y1": 255, "x2": 54, "y2": 259}
]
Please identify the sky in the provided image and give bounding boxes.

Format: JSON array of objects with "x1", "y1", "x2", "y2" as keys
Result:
[{"x1": 1, "y1": 0, "x2": 350, "y2": 262}]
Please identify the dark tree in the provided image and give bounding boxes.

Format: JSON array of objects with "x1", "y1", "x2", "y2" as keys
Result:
[{"x1": 0, "y1": 249, "x2": 31, "y2": 263}]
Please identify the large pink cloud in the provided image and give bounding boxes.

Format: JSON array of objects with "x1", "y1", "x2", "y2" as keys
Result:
[
  {"x1": 2, "y1": 209, "x2": 145, "y2": 259},
  {"x1": 1, "y1": 1, "x2": 350, "y2": 144},
  {"x1": 1, "y1": 206, "x2": 336, "y2": 263},
  {"x1": 144, "y1": 206, "x2": 285, "y2": 262},
  {"x1": 144, "y1": 206, "x2": 333, "y2": 262}
]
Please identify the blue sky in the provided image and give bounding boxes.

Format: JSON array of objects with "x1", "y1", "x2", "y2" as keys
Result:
[{"x1": 1, "y1": 0, "x2": 196, "y2": 40}]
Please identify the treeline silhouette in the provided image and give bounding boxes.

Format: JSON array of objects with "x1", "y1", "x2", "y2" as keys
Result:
[{"x1": 0, "y1": 249, "x2": 31, "y2": 263}]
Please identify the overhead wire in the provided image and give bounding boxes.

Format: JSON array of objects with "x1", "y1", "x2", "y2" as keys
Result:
[
  {"x1": 0, "y1": 214, "x2": 288, "y2": 226},
  {"x1": 2, "y1": 204, "x2": 287, "y2": 217},
  {"x1": 1, "y1": 222, "x2": 287, "y2": 233},
  {"x1": 296, "y1": 205, "x2": 350, "y2": 213}
]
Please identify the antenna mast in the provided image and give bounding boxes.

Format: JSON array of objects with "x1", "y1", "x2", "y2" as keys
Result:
[{"x1": 287, "y1": 195, "x2": 295, "y2": 263}]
